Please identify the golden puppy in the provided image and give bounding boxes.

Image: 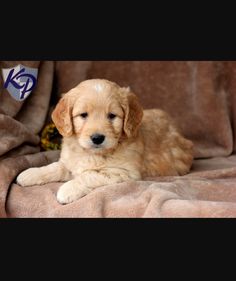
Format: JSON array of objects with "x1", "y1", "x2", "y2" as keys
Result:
[{"x1": 17, "y1": 79, "x2": 193, "y2": 204}]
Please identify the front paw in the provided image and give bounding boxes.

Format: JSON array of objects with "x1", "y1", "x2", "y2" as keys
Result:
[
  {"x1": 16, "y1": 168, "x2": 44, "y2": 187},
  {"x1": 57, "y1": 181, "x2": 87, "y2": 204}
]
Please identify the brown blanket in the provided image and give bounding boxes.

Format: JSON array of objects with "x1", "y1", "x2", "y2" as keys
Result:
[{"x1": 1, "y1": 61, "x2": 236, "y2": 218}]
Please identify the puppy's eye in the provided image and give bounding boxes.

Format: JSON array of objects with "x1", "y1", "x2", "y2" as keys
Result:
[
  {"x1": 80, "y1": 112, "x2": 88, "y2": 119},
  {"x1": 108, "y1": 113, "x2": 116, "y2": 120}
]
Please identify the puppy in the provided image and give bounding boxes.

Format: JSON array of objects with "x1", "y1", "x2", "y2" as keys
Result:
[{"x1": 17, "y1": 79, "x2": 193, "y2": 204}]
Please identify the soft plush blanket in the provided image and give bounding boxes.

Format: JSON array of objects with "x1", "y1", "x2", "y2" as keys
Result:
[{"x1": 1, "y1": 61, "x2": 236, "y2": 218}]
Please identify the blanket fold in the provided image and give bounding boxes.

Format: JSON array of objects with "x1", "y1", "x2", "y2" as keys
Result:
[{"x1": 5, "y1": 156, "x2": 236, "y2": 217}]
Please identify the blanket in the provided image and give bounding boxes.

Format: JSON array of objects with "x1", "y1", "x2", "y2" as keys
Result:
[{"x1": 1, "y1": 61, "x2": 236, "y2": 218}]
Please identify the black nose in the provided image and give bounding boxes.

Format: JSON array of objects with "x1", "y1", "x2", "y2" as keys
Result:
[{"x1": 90, "y1": 134, "x2": 105, "y2": 145}]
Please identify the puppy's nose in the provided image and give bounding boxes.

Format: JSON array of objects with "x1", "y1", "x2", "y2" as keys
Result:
[{"x1": 90, "y1": 134, "x2": 105, "y2": 145}]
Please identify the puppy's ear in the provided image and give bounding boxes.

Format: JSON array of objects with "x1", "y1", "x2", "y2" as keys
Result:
[
  {"x1": 121, "y1": 88, "x2": 143, "y2": 138},
  {"x1": 51, "y1": 95, "x2": 74, "y2": 137}
]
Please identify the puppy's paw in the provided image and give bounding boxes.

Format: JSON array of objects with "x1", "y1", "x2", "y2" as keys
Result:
[
  {"x1": 16, "y1": 168, "x2": 44, "y2": 187},
  {"x1": 171, "y1": 146, "x2": 194, "y2": 176},
  {"x1": 56, "y1": 181, "x2": 87, "y2": 204}
]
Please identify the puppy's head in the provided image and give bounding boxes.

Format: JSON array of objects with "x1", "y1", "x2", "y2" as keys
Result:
[{"x1": 52, "y1": 79, "x2": 143, "y2": 154}]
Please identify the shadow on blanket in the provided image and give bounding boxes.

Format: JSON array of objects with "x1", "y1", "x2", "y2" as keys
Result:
[{"x1": 1, "y1": 61, "x2": 236, "y2": 217}]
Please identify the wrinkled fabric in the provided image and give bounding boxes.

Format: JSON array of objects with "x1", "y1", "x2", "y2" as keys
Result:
[{"x1": 4, "y1": 155, "x2": 236, "y2": 218}]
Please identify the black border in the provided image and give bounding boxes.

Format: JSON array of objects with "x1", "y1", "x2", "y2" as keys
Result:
[
  {"x1": 2, "y1": 3, "x2": 236, "y2": 60},
  {"x1": 1, "y1": 219, "x2": 236, "y2": 249}
]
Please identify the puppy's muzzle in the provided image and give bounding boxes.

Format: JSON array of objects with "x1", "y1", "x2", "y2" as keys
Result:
[{"x1": 90, "y1": 134, "x2": 105, "y2": 145}]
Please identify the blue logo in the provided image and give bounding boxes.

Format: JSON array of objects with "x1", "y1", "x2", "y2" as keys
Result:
[{"x1": 2, "y1": 64, "x2": 38, "y2": 101}]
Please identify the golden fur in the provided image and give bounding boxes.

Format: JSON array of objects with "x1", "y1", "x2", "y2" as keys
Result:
[{"x1": 17, "y1": 79, "x2": 193, "y2": 204}]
